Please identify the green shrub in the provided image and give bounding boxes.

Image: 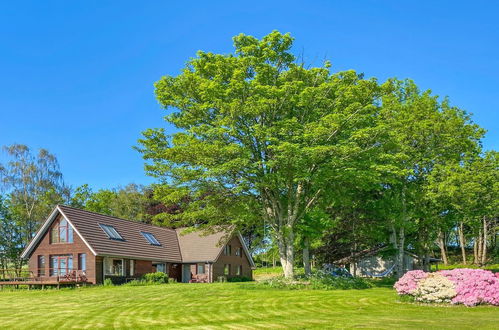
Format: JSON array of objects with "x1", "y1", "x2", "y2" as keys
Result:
[
  {"x1": 143, "y1": 272, "x2": 168, "y2": 284},
  {"x1": 309, "y1": 275, "x2": 373, "y2": 290},
  {"x1": 227, "y1": 276, "x2": 252, "y2": 282},
  {"x1": 258, "y1": 273, "x2": 372, "y2": 290},
  {"x1": 103, "y1": 278, "x2": 114, "y2": 286},
  {"x1": 168, "y1": 278, "x2": 177, "y2": 284}
]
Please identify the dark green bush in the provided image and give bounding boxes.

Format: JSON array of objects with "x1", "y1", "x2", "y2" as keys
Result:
[
  {"x1": 309, "y1": 275, "x2": 372, "y2": 290},
  {"x1": 259, "y1": 273, "x2": 373, "y2": 290},
  {"x1": 227, "y1": 276, "x2": 252, "y2": 282}
]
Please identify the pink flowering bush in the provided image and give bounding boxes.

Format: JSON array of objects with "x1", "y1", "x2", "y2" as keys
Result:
[
  {"x1": 394, "y1": 268, "x2": 499, "y2": 307},
  {"x1": 440, "y1": 268, "x2": 499, "y2": 306},
  {"x1": 394, "y1": 270, "x2": 428, "y2": 295}
]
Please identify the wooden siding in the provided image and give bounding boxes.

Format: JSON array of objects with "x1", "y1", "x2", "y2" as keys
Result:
[{"x1": 28, "y1": 215, "x2": 97, "y2": 284}]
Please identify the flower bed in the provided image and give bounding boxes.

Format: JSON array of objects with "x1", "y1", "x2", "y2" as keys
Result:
[{"x1": 394, "y1": 269, "x2": 499, "y2": 306}]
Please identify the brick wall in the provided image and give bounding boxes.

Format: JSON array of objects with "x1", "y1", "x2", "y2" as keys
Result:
[
  {"x1": 28, "y1": 214, "x2": 97, "y2": 283},
  {"x1": 212, "y1": 236, "x2": 253, "y2": 280}
]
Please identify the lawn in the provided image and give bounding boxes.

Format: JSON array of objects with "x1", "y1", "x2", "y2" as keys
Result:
[{"x1": 0, "y1": 283, "x2": 498, "y2": 329}]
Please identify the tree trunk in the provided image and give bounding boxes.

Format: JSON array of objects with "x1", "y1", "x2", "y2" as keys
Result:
[
  {"x1": 424, "y1": 253, "x2": 430, "y2": 272},
  {"x1": 481, "y1": 217, "x2": 487, "y2": 265},
  {"x1": 396, "y1": 227, "x2": 405, "y2": 278},
  {"x1": 458, "y1": 222, "x2": 466, "y2": 264},
  {"x1": 302, "y1": 236, "x2": 311, "y2": 276},
  {"x1": 473, "y1": 238, "x2": 479, "y2": 264},
  {"x1": 477, "y1": 227, "x2": 483, "y2": 265},
  {"x1": 277, "y1": 226, "x2": 295, "y2": 279},
  {"x1": 437, "y1": 231, "x2": 449, "y2": 265}
]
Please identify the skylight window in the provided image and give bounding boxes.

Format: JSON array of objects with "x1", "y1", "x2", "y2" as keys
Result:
[
  {"x1": 99, "y1": 224, "x2": 124, "y2": 240},
  {"x1": 141, "y1": 232, "x2": 161, "y2": 246}
]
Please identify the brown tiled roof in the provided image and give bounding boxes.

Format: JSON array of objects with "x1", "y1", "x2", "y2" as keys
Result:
[
  {"x1": 22, "y1": 205, "x2": 249, "y2": 265},
  {"x1": 175, "y1": 228, "x2": 230, "y2": 263},
  {"x1": 58, "y1": 205, "x2": 182, "y2": 262}
]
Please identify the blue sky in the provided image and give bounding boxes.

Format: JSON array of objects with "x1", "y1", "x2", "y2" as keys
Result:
[{"x1": 1, "y1": 1, "x2": 497, "y2": 190}]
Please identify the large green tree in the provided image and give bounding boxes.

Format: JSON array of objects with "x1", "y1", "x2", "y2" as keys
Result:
[
  {"x1": 137, "y1": 31, "x2": 386, "y2": 278},
  {"x1": 379, "y1": 80, "x2": 484, "y2": 276}
]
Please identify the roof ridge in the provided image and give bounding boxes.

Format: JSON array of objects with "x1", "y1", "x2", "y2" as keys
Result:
[{"x1": 57, "y1": 204, "x2": 176, "y2": 232}]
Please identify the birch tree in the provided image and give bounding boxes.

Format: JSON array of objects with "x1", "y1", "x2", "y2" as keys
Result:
[{"x1": 0, "y1": 144, "x2": 67, "y2": 250}]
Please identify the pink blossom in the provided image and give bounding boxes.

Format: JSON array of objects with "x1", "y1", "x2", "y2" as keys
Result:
[
  {"x1": 394, "y1": 270, "x2": 429, "y2": 295},
  {"x1": 439, "y1": 269, "x2": 499, "y2": 306},
  {"x1": 394, "y1": 268, "x2": 499, "y2": 307}
]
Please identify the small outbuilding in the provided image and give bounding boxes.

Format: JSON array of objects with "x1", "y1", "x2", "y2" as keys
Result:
[{"x1": 334, "y1": 246, "x2": 439, "y2": 277}]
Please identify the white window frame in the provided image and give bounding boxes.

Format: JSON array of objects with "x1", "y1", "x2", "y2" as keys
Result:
[{"x1": 104, "y1": 257, "x2": 125, "y2": 276}]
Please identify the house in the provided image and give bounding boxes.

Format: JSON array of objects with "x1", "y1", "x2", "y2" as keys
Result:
[
  {"x1": 20, "y1": 205, "x2": 255, "y2": 285},
  {"x1": 333, "y1": 245, "x2": 439, "y2": 277}
]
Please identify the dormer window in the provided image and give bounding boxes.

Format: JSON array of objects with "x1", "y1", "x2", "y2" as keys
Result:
[
  {"x1": 141, "y1": 232, "x2": 161, "y2": 246},
  {"x1": 50, "y1": 218, "x2": 73, "y2": 244},
  {"x1": 99, "y1": 224, "x2": 124, "y2": 240}
]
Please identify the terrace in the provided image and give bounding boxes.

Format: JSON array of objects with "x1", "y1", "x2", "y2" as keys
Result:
[{"x1": 0, "y1": 269, "x2": 88, "y2": 289}]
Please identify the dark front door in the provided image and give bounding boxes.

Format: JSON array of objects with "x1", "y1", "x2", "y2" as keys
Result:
[
  {"x1": 182, "y1": 264, "x2": 191, "y2": 283},
  {"x1": 168, "y1": 263, "x2": 182, "y2": 282}
]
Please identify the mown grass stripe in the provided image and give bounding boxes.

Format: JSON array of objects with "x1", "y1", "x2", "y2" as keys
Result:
[{"x1": 0, "y1": 283, "x2": 498, "y2": 329}]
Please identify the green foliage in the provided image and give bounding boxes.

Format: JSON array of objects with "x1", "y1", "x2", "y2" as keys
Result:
[
  {"x1": 103, "y1": 278, "x2": 114, "y2": 286},
  {"x1": 258, "y1": 274, "x2": 373, "y2": 290},
  {"x1": 227, "y1": 276, "x2": 252, "y2": 282},
  {"x1": 142, "y1": 272, "x2": 168, "y2": 284},
  {"x1": 0, "y1": 144, "x2": 69, "y2": 272},
  {"x1": 137, "y1": 30, "x2": 390, "y2": 278},
  {"x1": 71, "y1": 183, "x2": 154, "y2": 222}
]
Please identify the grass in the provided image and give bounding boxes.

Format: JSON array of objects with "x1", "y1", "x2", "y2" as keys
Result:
[{"x1": 0, "y1": 283, "x2": 498, "y2": 329}]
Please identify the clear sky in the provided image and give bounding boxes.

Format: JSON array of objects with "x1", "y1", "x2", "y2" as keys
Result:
[{"x1": 1, "y1": 1, "x2": 497, "y2": 190}]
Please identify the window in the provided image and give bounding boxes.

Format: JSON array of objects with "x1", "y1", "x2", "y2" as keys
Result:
[
  {"x1": 235, "y1": 247, "x2": 242, "y2": 257},
  {"x1": 104, "y1": 258, "x2": 124, "y2": 276},
  {"x1": 141, "y1": 232, "x2": 161, "y2": 246},
  {"x1": 50, "y1": 218, "x2": 73, "y2": 244},
  {"x1": 154, "y1": 263, "x2": 166, "y2": 273},
  {"x1": 224, "y1": 245, "x2": 232, "y2": 256},
  {"x1": 78, "y1": 253, "x2": 86, "y2": 272},
  {"x1": 224, "y1": 264, "x2": 231, "y2": 275},
  {"x1": 236, "y1": 265, "x2": 243, "y2": 276},
  {"x1": 38, "y1": 255, "x2": 45, "y2": 276},
  {"x1": 50, "y1": 255, "x2": 73, "y2": 276},
  {"x1": 99, "y1": 224, "x2": 124, "y2": 240},
  {"x1": 197, "y1": 263, "x2": 205, "y2": 274}
]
